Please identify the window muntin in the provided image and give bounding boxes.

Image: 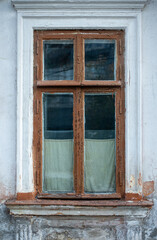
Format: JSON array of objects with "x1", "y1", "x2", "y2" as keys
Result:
[{"x1": 34, "y1": 30, "x2": 125, "y2": 199}]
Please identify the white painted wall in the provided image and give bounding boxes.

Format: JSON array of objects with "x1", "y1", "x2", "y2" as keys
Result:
[
  {"x1": 142, "y1": 0, "x2": 157, "y2": 196},
  {"x1": 0, "y1": 0, "x2": 157, "y2": 200},
  {"x1": 0, "y1": 0, "x2": 16, "y2": 200}
]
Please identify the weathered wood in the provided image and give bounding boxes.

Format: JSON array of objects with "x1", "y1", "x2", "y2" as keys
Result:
[
  {"x1": 37, "y1": 192, "x2": 121, "y2": 199},
  {"x1": 6, "y1": 199, "x2": 153, "y2": 207},
  {"x1": 37, "y1": 80, "x2": 122, "y2": 87},
  {"x1": 33, "y1": 30, "x2": 125, "y2": 201}
]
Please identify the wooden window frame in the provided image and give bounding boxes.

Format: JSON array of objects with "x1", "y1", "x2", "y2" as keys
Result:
[{"x1": 33, "y1": 30, "x2": 125, "y2": 200}]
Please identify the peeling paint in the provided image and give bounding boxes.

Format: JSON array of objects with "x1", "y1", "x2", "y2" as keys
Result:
[
  {"x1": 143, "y1": 181, "x2": 154, "y2": 197},
  {"x1": 125, "y1": 193, "x2": 142, "y2": 201},
  {"x1": 17, "y1": 192, "x2": 35, "y2": 200},
  {"x1": 0, "y1": 201, "x2": 156, "y2": 240},
  {"x1": 138, "y1": 173, "x2": 142, "y2": 186},
  {"x1": 129, "y1": 175, "x2": 135, "y2": 189},
  {"x1": 126, "y1": 179, "x2": 130, "y2": 189},
  {"x1": 0, "y1": 184, "x2": 14, "y2": 201}
]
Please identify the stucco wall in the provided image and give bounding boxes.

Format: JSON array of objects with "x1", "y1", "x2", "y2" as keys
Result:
[
  {"x1": 0, "y1": 0, "x2": 16, "y2": 200},
  {"x1": 142, "y1": 0, "x2": 157, "y2": 196},
  {"x1": 0, "y1": 0, "x2": 157, "y2": 239}
]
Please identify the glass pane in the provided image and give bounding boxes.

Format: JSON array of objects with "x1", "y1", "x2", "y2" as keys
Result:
[
  {"x1": 85, "y1": 39, "x2": 116, "y2": 80},
  {"x1": 84, "y1": 94, "x2": 116, "y2": 193},
  {"x1": 43, "y1": 93, "x2": 74, "y2": 193},
  {"x1": 43, "y1": 40, "x2": 73, "y2": 80}
]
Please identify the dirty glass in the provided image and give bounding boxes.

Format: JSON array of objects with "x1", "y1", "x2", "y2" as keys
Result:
[
  {"x1": 43, "y1": 93, "x2": 74, "y2": 193},
  {"x1": 43, "y1": 40, "x2": 73, "y2": 80},
  {"x1": 85, "y1": 39, "x2": 116, "y2": 80},
  {"x1": 84, "y1": 93, "x2": 116, "y2": 193}
]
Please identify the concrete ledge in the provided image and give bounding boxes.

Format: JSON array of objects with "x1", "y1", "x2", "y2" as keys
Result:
[
  {"x1": 12, "y1": 0, "x2": 148, "y2": 10},
  {"x1": 6, "y1": 200, "x2": 153, "y2": 217}
]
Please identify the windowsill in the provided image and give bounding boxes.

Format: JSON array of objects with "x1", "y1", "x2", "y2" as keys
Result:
[{"x1": 6, "y1": 199, "x2": 153, "y2": 217}]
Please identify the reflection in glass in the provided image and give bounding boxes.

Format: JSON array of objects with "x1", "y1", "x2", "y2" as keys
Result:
[
  {"x1": 44, "y1": 40, "x2": 73, "y2": 80},
  {"x1": 43, "y1": 93, "x2": 74, "y2": 193},
  {"x1": 85, "y1": 39, "x2": 116, "y2": 80},
  {"x1": 84, "y1": 94, "x2": 116, "y2": 193}
]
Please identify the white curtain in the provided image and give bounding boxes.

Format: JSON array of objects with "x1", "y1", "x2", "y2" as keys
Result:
[
  {"x1": 43, "y1": 139, "x2": 74, "y2": 192},
  {"x1": 43, "y1": 139, "x2": 115, "y2": 193},
  {"x1": 84, "y1": 139, "x2": 115, "y2": 193}
]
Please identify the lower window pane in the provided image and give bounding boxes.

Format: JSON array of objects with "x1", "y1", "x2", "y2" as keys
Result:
[
  {"x1": 84, "y1": 93, "x2": 116, "y2": 193},
  {"x1": 43, "y1": 93, "x2": 74, "y2": 193}
]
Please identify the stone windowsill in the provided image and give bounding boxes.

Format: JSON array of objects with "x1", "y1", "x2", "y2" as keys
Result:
[{"x1": 6, "y1": 199, "x2": 153, "y2": 217}]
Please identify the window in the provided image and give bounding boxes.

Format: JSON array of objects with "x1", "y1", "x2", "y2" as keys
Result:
[{"x1": 33, "y1": 30, "x2": 125, "y2": 200}]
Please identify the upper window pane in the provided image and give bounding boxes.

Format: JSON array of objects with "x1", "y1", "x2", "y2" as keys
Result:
[
  {"x1": 43, "y1": 40, "x2": 74, "y2": 80},
  {"x1": 85, "y1": 39, "x2": 116, "y2": 81}
]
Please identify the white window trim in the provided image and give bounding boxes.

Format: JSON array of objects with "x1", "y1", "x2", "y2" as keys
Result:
[{"x1": 12, "y1": 0, "x2": 148, "y2": 199}]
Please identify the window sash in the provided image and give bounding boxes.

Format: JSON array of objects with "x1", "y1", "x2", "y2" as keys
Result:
[{"x1": 33, "y1": 30, "x2": 125, "y2": 199}]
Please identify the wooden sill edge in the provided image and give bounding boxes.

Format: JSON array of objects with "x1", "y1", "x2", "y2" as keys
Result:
[{"x1": 5, "y1": 199, "x2": 153, "y2": 208}]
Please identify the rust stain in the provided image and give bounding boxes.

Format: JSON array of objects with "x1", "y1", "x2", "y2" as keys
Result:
[
  {"x1": 129, "y1": 175, "x2": 135, "y2": 189},
  {"x1": 138, "y1": 173, "x2": 142, "y2": 186},
  {"x1": 125, "y1": 193, "x2": 142, "y2": 201},
  {"x1": 55, "y1": 212, "x2": 64, "y2": 215},
  {"x1": 17, "y1": 192, "x2": 36, "y2": 200},
  {"x1": 126, "y1": 179, "x2": 129, "y2": 188},
  {"x1": 143, "y1": 181, "x2": 154, "y2": 197}
]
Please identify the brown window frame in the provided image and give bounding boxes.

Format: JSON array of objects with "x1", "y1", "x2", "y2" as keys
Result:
[{"x1": 33, "y1": 30, "x2": 125, "y2": 200}]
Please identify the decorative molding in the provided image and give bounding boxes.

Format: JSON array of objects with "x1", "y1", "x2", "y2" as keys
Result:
[
  {"x1": 13, "y1": 213, "x2": 144, "y2": 239},
  {"x1": 8, "y1": 204, "x2": 150, "y2": 217},
  {"x1": 16, "y1": 223, "x2": 32, "y2": 240},
  {"x1": 12, "y1": 0, "x2": 148, "y2": 11},
  {"x1": 12, "y1": 0, "x2": 144, "y2": 199}
]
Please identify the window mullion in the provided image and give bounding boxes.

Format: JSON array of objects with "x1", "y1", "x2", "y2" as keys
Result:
[
  {"x1": 116, "y1": 34, "x2": 125, "y2": 197},
  {"x1": 74, "y1": 35, "x2": 85, "y2": 196},
  {"x1": 73, "y1": 88, "x2": 84, "y2": 196},
  {"x1": 76, "y1": 34, "x2": 83, "y2": 83}
]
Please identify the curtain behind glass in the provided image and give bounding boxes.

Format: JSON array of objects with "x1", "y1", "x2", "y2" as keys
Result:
[
  {"x1": 44, "y1": 139, "x2": 73, "y2": 192},
  {"x1": 84, "y1": 94, "x2": 116, "y2": 193},
  {"x1": 85, "y1": 139, "x2": 115, "y2": 192},
  {"x1": 43, "y1": 93, "x2": 74, "y2": 193}
]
